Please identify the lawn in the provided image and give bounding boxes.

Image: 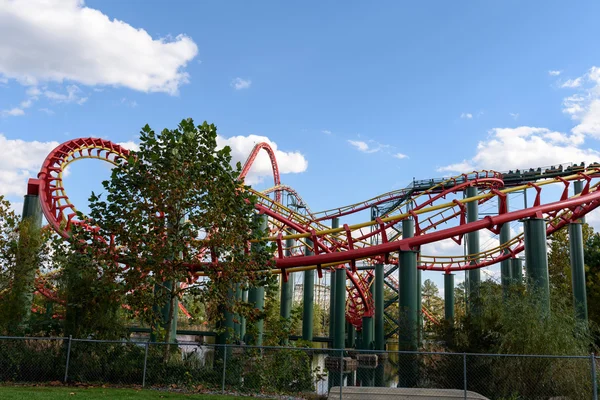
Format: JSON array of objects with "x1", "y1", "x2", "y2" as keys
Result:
[{"x1": 0, "y1": 386, "x2": 272, "y2": 399}]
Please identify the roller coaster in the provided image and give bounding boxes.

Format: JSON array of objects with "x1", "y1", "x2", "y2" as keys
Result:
[{"x1": 27, "y1": 137, "x2": 600, "y2": 345}]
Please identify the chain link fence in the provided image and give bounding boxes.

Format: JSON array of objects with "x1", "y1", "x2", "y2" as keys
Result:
[{"x1": 0, "y1": 336, "x2": 598, "y2": 399}]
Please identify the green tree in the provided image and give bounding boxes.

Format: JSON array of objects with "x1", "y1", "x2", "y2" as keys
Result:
[
  {"x1": 81, "y1": 119, "x2": 274, "y2": 344},
  {"x1": 0, "y1": 196, "x2": 47, "y2": 334},
  {"x1": 421, "y1": 279, "x2": 443, "y2": 332}
]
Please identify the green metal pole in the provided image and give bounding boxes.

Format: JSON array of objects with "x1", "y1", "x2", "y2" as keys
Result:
[
  {"x1": 399, "y1": 218, "x2": 418, "y2": 351},
  {"x1": 398, "y1": 218, "x2": 418, "y2": 388},
  {"x1": 465, "y1": 186, "x2": 480, "y2": 314},
  {"x1": 246, "y1": 214, "x2": 267, "y2": 345},
  {"x1": 302, "y1": 239, "x2": 315, "y2": 342},
  {"x1": 280, "y1": 232, "x2": 294, "y2": 344},
  {"x1": 347, "y1": 322, "x2": 355, "y2": 348},
  {"x1": 570, "y1": 181, "x2": 588, "y2": 322},
  {"x1": 499, "y1": 195, "x2": 512, "y2": 296},
  {"x1": 329, "y1": 218, "x2": 339, "y2": 346},
  {"x1": 234, "y1": 284, "x2": 241, "y2": 339},
  {"x1": 374, "y1": 263, "x2": 385, "y2": 351},
  {"x1": 17, "y1": 194, "x2": 43, "y2": 329},
  {"x1": 333, "y1": 267, "x2": 346, "y2": 350},
  {"x1": 523, "y1": 218, "x2": 550, "y2": 313},
  {"x1": 240, "y1": 289, "x2": 247, "y2": 340},
  {"x1": 444, "y1": 273, "x2": 455, "y2": 323},
  {"x1": 511, "y1": 258, "x2": 523, "y2": 284},
  {"x1": 362, "y1": 317, "x2": 373, "y2": 350},
  {"x1": 217, "y1": 286, "x2": 235, "y2": 345},
  {"x1": 416, "y1": 268, "x2": 422, "y2": 346}
]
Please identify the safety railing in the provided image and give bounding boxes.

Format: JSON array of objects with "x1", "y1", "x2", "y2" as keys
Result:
[{"x1": 0, "y1": 336, "x2": 598, "y2": 399}]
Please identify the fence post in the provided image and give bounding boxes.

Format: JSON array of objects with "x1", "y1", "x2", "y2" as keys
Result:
[
  {"x1": 221, "y1": 345, "x2": 228, "y2": 395},
  {"x1": 463, "y1": 353, "x2": 467, "y2": 400},
  {"x1": 339, "y1": 348, "x2": 344, "y2": 399},
  {"x1": 142, "y1": 342, "x2": 149, "y2": 387},
  {"x1": 592, "y1": 353, "x2": 598, "y2": 400},
  {"x1": 64, "y1": 335, "x2": 72, "y2": 383}
]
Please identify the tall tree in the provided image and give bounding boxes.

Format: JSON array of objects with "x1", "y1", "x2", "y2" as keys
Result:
[{"x1": 81, "y1": 119, "x2": 274, "y2": 343}]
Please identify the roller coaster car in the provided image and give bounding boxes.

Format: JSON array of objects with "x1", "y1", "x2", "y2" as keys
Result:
[
  {"x1": 501, "y1": 170, "x2": 521, "y2": 182},
  {"x1": 589, "y1": 162, "x2": 600, "y2": 169},
  {"x1": 522, "y1": 168, "x2": 540, "y2": 177},
  {"x1": 567, "y1": 162, "x2": 586, "y2": 173},
  {"x1": 544, "y1": 165, "x2": 563, "y2": 174}
]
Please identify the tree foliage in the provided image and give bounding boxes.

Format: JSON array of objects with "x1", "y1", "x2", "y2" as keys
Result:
[{"x1": 78, "y1": 119, "x2": 274, "y2": 342}]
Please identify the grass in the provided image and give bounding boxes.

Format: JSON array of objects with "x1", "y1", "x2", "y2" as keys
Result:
[{"x1": 0, "y1": 386, "x2": 271, "y2": 399}]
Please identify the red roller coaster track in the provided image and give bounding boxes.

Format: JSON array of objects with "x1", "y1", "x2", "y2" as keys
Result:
[{"x1": 31, "y1": 137, "x2": 600, "y2": 330}]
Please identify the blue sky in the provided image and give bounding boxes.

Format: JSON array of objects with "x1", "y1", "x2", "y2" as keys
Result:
[{"x1": 2, "y1": 0, "x2": 600, "y2": 291}]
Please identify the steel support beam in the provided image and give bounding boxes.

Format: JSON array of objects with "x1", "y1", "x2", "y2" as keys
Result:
[
  {"x1": 17, "y1": 194, "x2": 43, "y2": 329},
  {"x1": 374, "y1": 263, "x2": 385, "y2": 351},
  {"x1": 417, "y1": 268, "x2": 422, "y2": 346},
  {"x1": 302, "y1": 239, "x2": 315, "y2": 342},
  {"x1": 333, "y1": 266, "x2": 346, "y2": 349},
  {"x1": 280, "y1": 232, "x2": 294, "y2": 344},
  {"x1": 246, "y1": 214, "x2": 267, "y2": 345},
  {"x1": 329, "y1": 218, "x2": 339, "y2": 345},
  {"x1": 524, "y1": 218, "x2": 550, "y2": 313},
  {"x1": 347, "y1": 322, "x2": 355, "y2": 348},
  {"x1": 511, "y1": 258, "x2": 523, "y2": 284},
  {"x1": 570, "y1": 180, "x2": 588, "y2": 322},
  {"x1": 465, "y1": 186, "x2": 480, "y2": 313},
  {"x1": 398, "y1": 219, "x2": 418, "y2": 351},
  {"x1": 499, "y1": 195, "x2": 512, "y2": 296},
  {"x1": 444, "y1": 273, "x2": 455, "y2": 323}
]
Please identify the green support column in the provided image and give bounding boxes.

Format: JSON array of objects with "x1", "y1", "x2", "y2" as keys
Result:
[
  {"x1": 511, "y1": 258, "x2": 523, "y2": 284},
  {"x1": 523, "y1": 218, "x2": 550, "y2": 313},
  {"x1": 329, "y1": 218, "x2": 339, "y2": 346},
  {"x1": 398, "y1": 218, "x2": 418, "y2": 388},
  {"x1": 347, "y1": 322, "x2": 355, "y2": 348},
  {"x1": 234, "y1": 284, "x2": 241, "y2": 339},
  {"x1": 374, "y1": 263, "x2": 385, "y2": 351},
  {"x1": 246, "y1": 214, "x2": 267, "y2": 346},
  {"x1": 399, "y1": 218, "x2": 418, "y2": 351},
  {"x1": 569, "y1": 181, "x2": 588, "y2": 321},
  {"x1": 217, "y1": 286, "x2": 235, "y2": 345},
  {"x1": 360, "y1": 315, "x2": 374, "y2": 387},
  {"x1": 247, "y1": 286, "x2": 265, "y2": 345},
  {"x1": 240, "y1": 290, "x2": 247, "y2": 340},
  {"x1": 16, "y1": 194, "x2": 43, "y2": 329},
  {"x1": 302, "y1": 239, "x2": 315, "y2": 342},
  {"x1": 280, "y1": 233, "x2": 294, "y2": 344},
  {"x1": 416, "y1": 268, "x2": 422, "y2": 346},
  {"x1": 444, "y1": 273, "x2": 455, "y2": 323},
  {"x1": 499, "y1": 195, "x2": 512, "y2": 295},
  {"x1": 333, "y1": 267, "x2": 346, "y2": 349},
  {"x1": 465, "y1": 186, "x2": 481, "y2": 313}
]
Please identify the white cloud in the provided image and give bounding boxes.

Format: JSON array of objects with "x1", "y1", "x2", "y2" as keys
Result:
[
  {"x1": 217, "y1": 134, "x2": 307, "y2": 185},
  {"x1": 120, "y1": 98, "x2": 138, "y2": 108},
  {"x1": 561, "y1": 77, "x2": 583, "y2": 88},
  {"x1": 43, "y1": 85, "x2": 87, "y2": 104},
  {"x1": 0, "y1": 134, "x2": 59, "y2": 196},
  {"x1": 461, "y1": 113, "x2": 473, "y2": 119},
  {"x1": 562, "y1": 66, "x2": 600, "y2": 138},
  {"x1": 117, "y1": 141, "x2": 140, "y2": 152},
  {"x1": 348, "y1": 140, "x2": 370, "y2": 152},
  {"x1": 1, "y1": 107, "x2": 24, "y2": 117},
  {"x1": 322, "y1": 130, "x2": 332, "y2": 135},
  {"x1": 39, "y1": 108, "x2": 54, "y2": 115},
  {"x1": 548, "y1": 70, "x2": 562, "y2": 76},
  {"x1": 439, "y1": 126, "x2": 599, "y2": 173},
  {"x1": 393, "y1": 152, "x2": 408, "y2": 159},
  {"x1": 0, "y1": 0, "x2": 198, "y2": 95},
  {"x1": 509, "y1": 113, "x2": 519, "y2": 120},
  {"x1": 347, "y1": 139, "x2": 389, "y2": 154},
  {"x1": 231, "y1": 77, "x2": 251, "y2": 90}
]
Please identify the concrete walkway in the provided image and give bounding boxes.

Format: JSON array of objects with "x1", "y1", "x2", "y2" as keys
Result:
[{"x1": 327, "y1": 387, "x2": 490, "y2": 399}]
